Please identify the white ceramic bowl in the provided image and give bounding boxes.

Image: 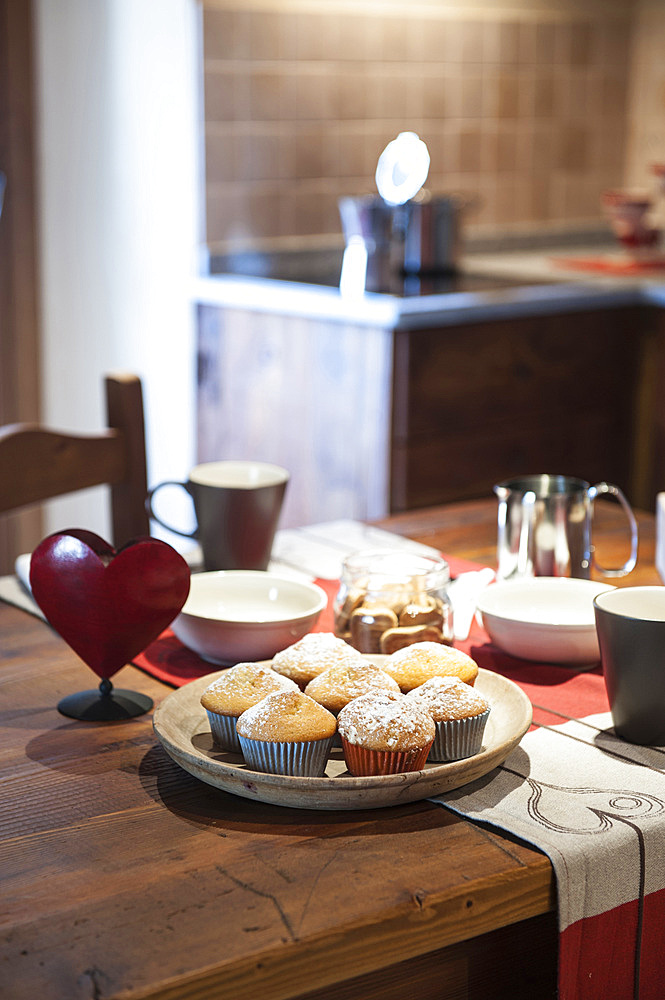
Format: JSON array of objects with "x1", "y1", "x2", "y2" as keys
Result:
[
  {"x1": 171, "y1": 571, "x2": 327, "y2": 665},
  {"x1": 476, "y1": 577, "x2": 615, "y2": 665}
]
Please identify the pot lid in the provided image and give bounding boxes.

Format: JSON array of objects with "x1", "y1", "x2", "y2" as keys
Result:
[{"x1": 375, "y1": 131, "x2": 430, "y2": 206}]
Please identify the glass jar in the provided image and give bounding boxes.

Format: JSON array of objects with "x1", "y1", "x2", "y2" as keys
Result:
[{"x1": 334, "y1": 549, "x2": 453, "y2": 656}]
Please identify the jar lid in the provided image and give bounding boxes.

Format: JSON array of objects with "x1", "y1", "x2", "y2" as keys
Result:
[{"x1": 341, "y1": 549, "x2": 450, "y2": 591}]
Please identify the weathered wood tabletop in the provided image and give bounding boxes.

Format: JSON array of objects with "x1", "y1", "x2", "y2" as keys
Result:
[{"x1": 1, "y1": 499, "x2": 658, "y2": 1000}]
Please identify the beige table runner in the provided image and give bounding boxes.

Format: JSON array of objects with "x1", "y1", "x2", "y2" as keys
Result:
[{"x1": 433, "y1": 713, "x2": 665, "y2": 1000}]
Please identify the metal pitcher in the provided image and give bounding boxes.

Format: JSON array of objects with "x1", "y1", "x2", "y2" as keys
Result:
[{"x1": 494, "y1": 475, "x2": 638, "y2": 580}]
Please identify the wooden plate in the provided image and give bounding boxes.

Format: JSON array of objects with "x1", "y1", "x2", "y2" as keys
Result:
[{"x1": 153, "y1": 662, "x2": 532, "y2": 811}]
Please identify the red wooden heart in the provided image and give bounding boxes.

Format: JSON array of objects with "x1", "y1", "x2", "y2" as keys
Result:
[{"x1": 29, "y1": 530, "x2": 191, "y2": 679}]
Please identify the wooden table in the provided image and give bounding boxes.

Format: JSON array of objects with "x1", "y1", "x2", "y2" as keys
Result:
[{"x1": 1, "y1": 499, "x2": 659, "y2": 1000}]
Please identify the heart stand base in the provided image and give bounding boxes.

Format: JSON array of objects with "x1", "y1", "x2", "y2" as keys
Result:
[{"x1": 57, "y1": 679, "x2": 153, "y2": 721}]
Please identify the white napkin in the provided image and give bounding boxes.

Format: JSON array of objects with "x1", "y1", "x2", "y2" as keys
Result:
[
  {"x1": 271, "y1": 519, "x2": 442, "y2": 580},
  {"x1": 447, "y1": 567, "x2": 495, "y2": 640},
  {"x1": 0, "y1": 553, "x2": 44, "y2": 620},
  {"x1": 15, "y1": 552, "x2": 32, "y2": 593}
]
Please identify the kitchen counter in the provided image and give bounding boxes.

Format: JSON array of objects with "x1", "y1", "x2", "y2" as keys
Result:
[
  {"x1": 193, "y1": 243, "x2": 665, "y2": 329},
  {"x1": 464, "y1": 245, "x2": 665, "y2": 306}
]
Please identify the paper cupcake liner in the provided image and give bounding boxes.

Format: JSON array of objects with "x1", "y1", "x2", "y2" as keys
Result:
[
  {"x1": 429, "y1": 708, "x2": 490, "y2": 762},
  {"x1": 340, "y1": 738, "x2": 433, "y2": 776},
  {"x1": 205, "y1": 710, "x2": 241, "y2": 752},
  {"x1": 238, "y1": 735, "x2": 334, "y2": 777}
]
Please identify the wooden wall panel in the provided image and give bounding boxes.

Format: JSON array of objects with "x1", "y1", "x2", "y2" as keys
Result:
[
  {"x1": 197, "y1": 304, "x2": 393, "y2": 527},
  {"x1": 0, "y1": 0, "x2": 43, "y2": 573}
]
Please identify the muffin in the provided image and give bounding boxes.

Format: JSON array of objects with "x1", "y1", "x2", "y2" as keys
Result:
[
  {"x1": 200, "y1": 663, "x2": 298, "y2": 751},
  {"x1": 304, "y1": 660, "x2": 400, "y2": 715},
  {"x1": 236, "y1": 689, "x2": 337, "y2": 776},
  {"x1": 271, "y1": 632, "x2": 368, "y2": 688},
  {"x1": 407, "y1": 676, "x2": 490, "y2": 762},
  {"x1": 384, "y1": 641, "x2": 479, "y2": 692},
  {"x1": 337, "y1": 690, "x2": 435, "y2": 776}
]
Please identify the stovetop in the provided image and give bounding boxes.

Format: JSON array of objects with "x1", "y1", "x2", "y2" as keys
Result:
[{"x1": 208, "y1": 248, "x2": 553, "y2": 298}]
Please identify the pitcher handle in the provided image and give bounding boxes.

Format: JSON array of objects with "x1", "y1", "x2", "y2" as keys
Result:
[
  {"x1": 145, "y1": 481, "x2": 198, "y2": 539},
  {"x1": 588, "y1": 482, "x2": 638, "y2": 577}
]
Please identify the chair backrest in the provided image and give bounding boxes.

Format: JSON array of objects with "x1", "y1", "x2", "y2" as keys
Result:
[{"x1": 0, "y1": 373, "x2": 150, "y2": 547}]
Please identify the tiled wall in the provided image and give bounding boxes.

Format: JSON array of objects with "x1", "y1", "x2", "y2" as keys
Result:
[
  {"x1": 202, "y1": 0, "x2": 635, "y2": 253},
  {"x1": 625, "y1": 0, "x2": 665, "y2": 228}
]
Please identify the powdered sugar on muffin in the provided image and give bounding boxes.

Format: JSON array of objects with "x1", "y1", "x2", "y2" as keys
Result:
[
  {"x1": 200, "y1": 663, "x2": 300, "y2": 751},
  {"x1": 304, "y1": 660, "x2": 400, "y2": 714},
  {"x1": 271, "y1": 632, "x2": 369, "y2": 687},
  {"x1": 407, "y1": 676, "x2": 489, "y2": 721},
  {"x1": 407, "y1": 676, "x2": 490, "y2": 762},
  {"x1": 236, "y1": 689, "x2": 337, "y2": 777},
  {"x1": 236, "y1": 689, "x2": 336, "y2": 743},
  {"x1": 201, "y1": 663, "x2": 298, "y2": 717},
  {"x1": 337, "y1": 690, "x2": 435, "y2": 752}
]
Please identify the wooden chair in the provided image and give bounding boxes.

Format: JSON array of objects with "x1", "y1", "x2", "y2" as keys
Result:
[{"x1": 0, "y1": 373, "x2": 150, "y2": 569}]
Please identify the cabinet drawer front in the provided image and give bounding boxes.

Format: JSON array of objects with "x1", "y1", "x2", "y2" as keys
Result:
[
  {"x1": 390, "y1": 407, "x2": 633, "y2": 512},
  {"x1": 392, "y1": 311, "x2": 638, "y2": 442}
]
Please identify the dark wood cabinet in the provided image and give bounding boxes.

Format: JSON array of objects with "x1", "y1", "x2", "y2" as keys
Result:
[
  {"x1": 390, "y1": 306, "x2": 650, "y2": 512},
  {"x1": 197, "y1": 298, "x2": 664, "y2": 528}
]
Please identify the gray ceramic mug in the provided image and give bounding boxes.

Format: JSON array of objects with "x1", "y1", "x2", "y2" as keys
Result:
[
  {"x1": 146, "y1": 461, "x2": 289, "y2": 572},
  {"x1": 594, "y1": 587, "x2": 665, "y2": 745}
]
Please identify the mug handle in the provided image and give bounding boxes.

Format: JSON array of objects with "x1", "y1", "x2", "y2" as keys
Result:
[
  {"x1": 145, "y1": 481, "x2": 198, "y2": 539},
  {"x1": 588, "y1": 482, "x2": 638, "y2": 577}
]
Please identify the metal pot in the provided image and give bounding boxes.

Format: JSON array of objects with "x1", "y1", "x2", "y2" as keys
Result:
[{"x1": 338, "y1": 193, "x2": 466, "y2": 285}]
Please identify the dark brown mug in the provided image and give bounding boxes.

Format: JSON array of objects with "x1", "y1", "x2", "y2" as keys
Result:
[
  {"x1": 146, "y1": 461, "x2": 289, "y2": 572},
  {"x1": 594, "y1": 587, "x2": 665, "y2": 745}
]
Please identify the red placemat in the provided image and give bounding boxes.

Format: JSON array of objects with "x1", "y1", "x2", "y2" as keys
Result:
[
  {"x1": 134, "y1": 556, "x2": 484, "y2": 686},
  {"x1": 457, "y1": 613, "x2": 608, "y2": 727},
  {"x1": 133, "y1": 576, "x2": 340, "y2": 687},
  {"x1": 133, "y1": 553, "x2": 610, "y2": 725}
]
